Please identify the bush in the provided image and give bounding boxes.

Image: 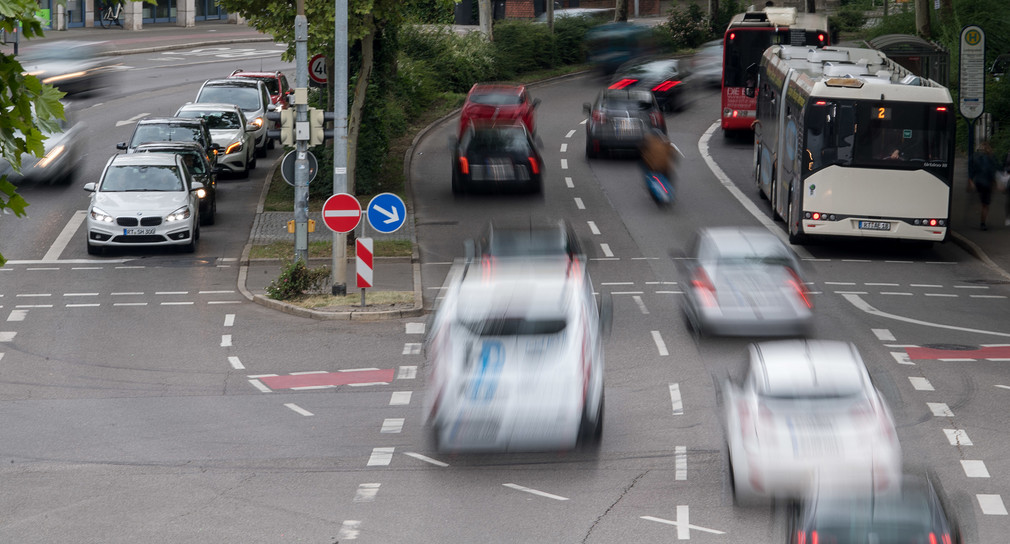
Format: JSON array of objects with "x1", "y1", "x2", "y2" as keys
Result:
[
  {"x1": 829, "y1": 7, "x2": 868, "y2": 34},
  {"x1": 492, "y1": 20, "x2": 558, "y2": 79},
  {"x1": 266, "y1": 260, "x2": 331, "y2": 300},
  {"x1": 662, "y1": 3, "x2": 713, "y2": 50},
  {"x1": 400, "y1": 26, "x2": 497, "y2": 94}
]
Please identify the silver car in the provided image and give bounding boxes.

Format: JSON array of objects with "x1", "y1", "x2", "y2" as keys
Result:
[
  {"x1": 0, "y1": 105, "x2": 83, "y2": 185},
  {"x1": 682, "y1": 226, "x2": 813, "y2": 336},
  {"x1": 174, "y1": 103, "x2": 256, "y2": 178},
  {"x1": 194, "y1": 78, "x2": 273, "y2": 158}
]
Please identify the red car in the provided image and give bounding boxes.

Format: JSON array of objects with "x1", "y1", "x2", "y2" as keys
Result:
[
  {"x1": 228, "y1": 69, "x2": 292, "y2": 110},
  {"x1": 458, "y1": 83, "x2": 540, "y2": 138}
]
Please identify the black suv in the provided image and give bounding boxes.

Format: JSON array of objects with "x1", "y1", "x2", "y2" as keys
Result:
[{"x1": 117, "y1": 117, "x2": 219, "y2": 169}]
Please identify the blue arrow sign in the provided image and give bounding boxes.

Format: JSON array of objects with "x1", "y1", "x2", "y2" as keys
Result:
[{"x1": 366, "y1": 193, "x2": 406, "y2": 234}]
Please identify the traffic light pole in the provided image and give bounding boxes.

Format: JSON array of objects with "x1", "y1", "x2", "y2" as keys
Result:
[
  {"x1": 331, "y1": 0, "x2": 349, "y2": 295},
  {"x1": 292, "y1": 0, "x2": 310, "y2": 264}
]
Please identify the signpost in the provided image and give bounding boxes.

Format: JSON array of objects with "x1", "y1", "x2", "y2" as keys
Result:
[
  {"x1": 356, "y1": 237, "x2": 373, "y2": 306},
  {"x1": 959, "y1": 25, "x2": 985, "y2": 169},
  {"x1": 366, "y1": 193, "x2": 406, "y2": 233},
  {"x1": 321, "y1": 193, "x2": 361, "y2": 234}
]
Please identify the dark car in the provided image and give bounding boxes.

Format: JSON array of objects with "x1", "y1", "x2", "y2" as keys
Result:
[
  {"x1": 610, "y1": 57, "x2": 693, "y2": 112},
  {"x1": 583, "y1": 89, "x2": 666, "y2": 158},
  {"x1": 133, "y1": 141, "x2": 218, "y2": 225},
  {"x1": 465, "y1": 217, "x2": 587, "y2": 261},
  {"x1": 20, "y1": 41, "x2": 119, "y2": 96},
  {"x1": 788, "y1": 473, "x2": 964, "y2": 544},
  {"x1": 458, "y1": 83, "x2": 540, "y2": 138},
  {"x1": 585, "y1": 22, "x2": 655, "y2": 75},
  {"x1": 117, "y1": 117, "x2": 219, "y2": 170},
  {"x1": 450, "y1": 122, "x2": 544, "y2": 195}
]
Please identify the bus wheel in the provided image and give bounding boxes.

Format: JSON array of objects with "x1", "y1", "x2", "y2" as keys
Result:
[
  {"x1": 771, "y1": 177, "x2": 783, "y2": 222},
  {"x1": 755, "y1": 160, "x2": 767, "y2": 200},
  {"x1": 787, "y1": 195, "x2": 808, "y2": 244}
]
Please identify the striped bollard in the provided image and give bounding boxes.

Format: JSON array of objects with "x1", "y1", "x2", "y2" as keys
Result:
[{"x1": 356, "y1": 237, "x2": 373, "y2": 307}]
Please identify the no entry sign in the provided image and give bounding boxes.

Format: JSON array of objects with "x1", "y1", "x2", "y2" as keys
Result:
[{"x1": 321, "y1": 193, "x2": 361, "y2": 233}]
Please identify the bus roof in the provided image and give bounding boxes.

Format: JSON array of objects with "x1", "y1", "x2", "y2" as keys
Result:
[
  {"x1": 728, "y1": 7, "x2": 828, "y2": 31},
  {"x1": 762, "y1": 45, "x2": 952, "y2": 104}
]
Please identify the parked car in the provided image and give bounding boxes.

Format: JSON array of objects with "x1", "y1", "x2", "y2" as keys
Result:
[
  {"x1": 194, "y1": 78, "x2": 273, "y2": 157},
  {"x1": 458, "y1": 83, "x2": 540, "y2": 138},
  {"x1": 0, "y1": 104, "x2": 83, "y2": 185},
  {"x1": 681, "y1": 226, "x2": 813, "y2": 337},
  {"x1": 424, "y1": 256, "x2": 610, "y2": 453},
  {"x1": 610, "y1": 57, "x2": 693, "y2": 112},
  {"x1": 20, "y1": 40, "x2": 119, "y2": 96},
  {"x1": 583, "y1": 88, "x2": 666, "y2": 158},
  {"x1": 723, "y1": 340, "x2": 902, "y2": 503},
  {"x1": 174, "y1": 102, "x2": 256, "y2": 178},
  {"x1": 450, "y1": 121, "x2": 544, "y2": 195},
  {"x1": 691, "y1": 39, "x2": 723, "y2": 88},
  {"x1": 133, "y1": 141, "x2": 218, "y2": 225},
  {"x1": 117, "y1": 117, "x2": 219, "y2": 169},
  {"x1": 84, "y1": 153, "x2": 205, "y2": 254},
  {"x1": 465, "y1": 217, "x2": 587, "y2": 261},
  {"x1": 228, "y1": 69, "x2": 293, "y2": 111}
]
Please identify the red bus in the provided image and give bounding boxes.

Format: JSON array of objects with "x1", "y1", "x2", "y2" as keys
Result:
[{"x1": 721, "y1": 7, "x2": 830, "y2": 133}]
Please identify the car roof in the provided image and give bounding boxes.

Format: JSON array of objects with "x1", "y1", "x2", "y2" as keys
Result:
[
  {"x1": 134, "y1": 141, "x2": 206, "y2": 151},
  {"x1": 230, "y1": 70, "x2": 283, "y2": 77},
  {"x1": 202, "y1": 78, "x2": 263, "y2": 88},
  {"x1": 601, "y1": 88, "x2": 655, "y2": 101},
  {"x1": 177, "y1": 102, "x2": 242, "y2": 112},
  {"x1": 109, "y1": 152, "x2": 181, "y2": 167},
  {"x1": 455, "y1": 259, "x2": 583, "y2": 321},
  {"x1": 699, "y1": 227, "x2": 791, "y2": 257},
  {"x1": 750, "y1": 340, "x2": 868, "y2": 398},
  {"x1": 137, "y1": 116, "x2": 206, "y2": 126},
  {"x1": 469, "y1": 83, "x2": 525, "y2": 95}
]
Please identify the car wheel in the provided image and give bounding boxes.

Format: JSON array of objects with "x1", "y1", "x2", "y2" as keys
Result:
[
  {"x1": 728, "y1": 449, "x2": 741, "y2": 506},
  {"x1": 255, "y1": 142, "x2": 268, "y2": 158},
  {"x1": 202, "y1": 199, "x2": 216, "y2": 226},
  {"x1": 771, "y1": 176, "x2": 783, "y2": 222},
  {"x1": 86, "y1": 241, "x2": 102, "y2": 256},
  {"x1": 239, "y1": 163, "x2": 250, "y2": 179},
  {"x1": 249, "y1": 153, "x2": 257, "y2": 170},
  {"x1": 451, "y1": 169, "x2": 463, "y2": 195},
  {"x1": 578, "y1": 392, "x2": 604, "y2": 450}
]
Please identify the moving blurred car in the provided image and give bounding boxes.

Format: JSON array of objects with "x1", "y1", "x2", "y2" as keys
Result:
[
  {"x1": 991, "y1": 53, "x2": 1009, "y2": 81},
  {"x1": 682, "y1": 227, "x2": 812, "y2": 337},
  {"x1": 117, "y1": 117, "x2": 219, "y2": 169},
  {"x1": 0, "y1": 105, "x2": 83, "y2": 185},
  {"x1": 610, "y1": 57, "x2": 693, "y2": 112},
  {"x1": 174, "y1": 102, "x2": 256, "y2": 178},
  {"x1": 133, "y1": 141, "x2": 217, "y2": 225},
  {"x1": 84, "y1": 153, "x2": 205, "y2": 255},
  {"x1": 583, "y1": 88, "x2": 666, "y2": 158},
  {"x1": 20, "y1": 41, "x2": 118, "y2": 96},
  {"x1": 450, "y1": 121, "x2": 544, "y2": 194},
  {"x1": 789, "y1": 473, "x2": 964, "y2": 544},
  {"x1": 194, "y1": 78, "x2": 273, "y2": 157},
  {"x1": 585, "y1": 22, "x2": 655, "y2": 75},
  {"x1": 465, "y1": 217, "x2": 586, "y2": 261},
  {"x1": 424, "y1": 257, "x2": 610, "y2": 453},
  {"x1": 458, "y1": 83, "x2": 540, "y2": 138},
  {"x1": 723, "y1": 340, "x2": 902, "y2": 503},
  {"x1": 533, "y1": 7, "x2": 614, "y2": 23},
  {"x1": 691, "y1": 39, "x2": 723, "y2": 88}
]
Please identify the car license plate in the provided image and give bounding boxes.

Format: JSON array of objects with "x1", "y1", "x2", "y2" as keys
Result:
[
  {"x1": 858, "y1": 221, "x2": 890, "y2": 231},
  {"x1": 124, "y1": 228, "x2": 156, "y2": 235},
  {"x1": 616, "y1": 118, "x2": 639, "y2": 139}
]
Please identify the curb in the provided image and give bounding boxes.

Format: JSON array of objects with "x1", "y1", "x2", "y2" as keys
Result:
[{"x1": 100, "y1": 36, "x2": 276, "y2": 56}]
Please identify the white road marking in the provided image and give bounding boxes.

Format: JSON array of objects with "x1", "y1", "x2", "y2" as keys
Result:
[
  {"x1": 602, "y1": 282, "x2": 634, "y2": 286},
  {"x1": 908, "y1": 377, "x2": 934, "y2": 391},
  {"x1": 156, "y1": 291, "x2": 188, "y2": 295},
  {"x1": 560, "y1": 158, "x2": 569, "y2": 169},
  {"x1": 565, "y1": 176, "x2": 574, "y2": 188},
  {"x1": 199, "y1": 290, "x2": 236, "y2": 294},
  {"x1": 397, "y1": 366, "x2": 417, "y2": 379},
  {"x1": 228, "y1": 356, "x2": 244, "y2": 370},
  {"x1": 910, "y1": 284, "x2": 942, "y2": 288},
  {"x1": 111, "y1": 292, "x2": 144, "y2": 296},
  {"x1": 977, "y1": 495, "x2": 1008, "y2": 515},
  {"x1": 962, "y1": 460, "x2": 990, "y2": 478},
  {"x1": 337, "y1": 520, "x2": 361, "y2": 540},
  {"x1": 115, "y1": 113, "x2": 150, "y2": 127},
  {"x1": 71, "y1": 267, "x2": 103, "y2": 270},
  {"x1": 224, "y1": 314, "x2": 235, "y2": 327},
  {"x1": 390, "y1": 391, "x2": 412, "y2": 405},
  {"x1": 943, "y1": 429, "x2": 972, "y2": 446},
  {"x1": 642, "y1": 506, "x2": 726, "y2": 538},
  {"x1": 7, "y1": 310, "x2": 27, "y2": 322},
  {"x1": 872, "y1": 329, "x2": 896, "y2": 341},
  {"x1": 404, "y1": 451, "x2": 448, "y2": 467},
  {"x1": 652, "y1": 331, "x2": 669, "y2": 356},
  {"x1": 890, "y1": 352, "x2": 914, "y2": 366},
  {"x1": 881, "y1": 292, "x2": 913, "y2": 296},
  {"x1": 843, "y1": 294, "x2": 1010, "y2": 338},
  {"x1": 381, "y1": 418, "x2": 404, "y2": 433},
  {"x1": 675, "y1": 446, "x2": 687, "y2": 480},
  {"x1": 611, "y1": 291, "x2": 644, "y2": 295},
  {"x1": 402, "y1": 343, "x2": 421, "y2": 355},
  {"x1": 43, "y1": 210, "x2": 87, "y2": 261},
  {"x1": 574, "y1": 197, "x2": 585, "y2": 210},
  {"x1": 248, "y1": 379, "x2": 271, "y2": 393},
  {"x1": 835, "y1": 291, "x2": 869, "y2": 295},
  {"x1": 353, "y1": 483, "x2": 381, "y2": 503},
  {"x1": 65, "y1": 293, "x2": 99, "y2": 297},
  {"x1": 971, "y1": 294, "x2": 1007, "y2": 299},
  {"x1": 284, "y1": 403, "x2": 314, "y2": 416},
  {"x1": 406, "y1": 322, "x2": 425, "y2": 334},
  {"x1": 16, "y1": 293, "x2": 50, "y2": 298},
  {"x1": 15, "y1": 305, "x2": 51, "y2": 309},
  {"x1": 560, "y1": 143, "x2": 568, "y2": 152},
  {"x1": 25, "y1": 267, "x2": 58, "y2": 271},
  {"x1": 160, "y1": 302, "x2": 194, "y2": 306},
  {"x1": 565, "y1": 129, "x2": 576, "y2": 138},
  {"x1": 842, "y1": 259, "x2": 871, "y2": 263},
  {"x1": 587, "y1": 221, "x2": 600, "y2": 235},
  {"x1": 632, "y1": 295, "x2": 649, "y2": 314},
  {"x1": 113, "y1": 302, "x2": 147, "y2": 306},
  {"x1": 600, "y1": 244, "x2": 613, "y2": 257},
  {"x1": 221, "y1": 335, "x2": 232, "y2": 347},
  {"x1": 865, "y1": 283, "x2": 900, "y2": 287},
  {"x1": 669, "y1": 383, "x2": 683, "y2": 415},
  {"x1": 927, "y1": 402, "x2": 954, "y2": 417},
  {"x1": 367, "y1": 447, "x2": 394, "y2": 466},
  {"x1": 925, "y1": 293, "x2": 957, "y2": 297},
  {"x1": 207, "y1": 301, "x2": 241, "y2": 305},
  {"x1": 66, "y1": 304, "x2": 100, "y2": 308},
  {"x1": 996, "y1": 385, "x2": 1010, "y2": 390},
  {"x1": 954, "y1": 285, "x2": 989, "y2": 289},
  {"x1": 503, "y1": 483, "x2": 569, "y2": 501},
  {"x1": 824, "y1": 281, "x2": 856, "y2": 286}
]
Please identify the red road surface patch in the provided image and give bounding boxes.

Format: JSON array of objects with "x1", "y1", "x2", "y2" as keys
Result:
[
  {"x1": 906, "y1": 346, "x2": 1010, "y2": 360},
  {"x1": 260, "y1": 369, "x2": 394, "y2": 390}
]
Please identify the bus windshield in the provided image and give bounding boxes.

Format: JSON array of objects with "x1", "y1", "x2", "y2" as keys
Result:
[
  {"x1": 724, "y1": 30, "x2": 785, "y2": 87},
  {"x1": 804, "y1": 101, "x2": 953, "y2": 173}
]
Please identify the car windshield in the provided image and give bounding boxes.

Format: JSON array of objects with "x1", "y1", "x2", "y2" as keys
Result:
[
  {"x1": 238, "y1": 76, "x2": 279, "y2": 94},
  {"x1": 602, "y1": 96, "x2": 653, "y2": 112},
  {"x1": 470, "y1": 92, "x2": 523, "y2": 106},
  {"x1": 198, "y1": 86, "x2": 261, "y2": 111},
  {"x1": 624, "y1": 61, "x2": 677, "y2": 78},
  {"x1": 461, "y1": 316, "x2": 567, "y2": 336},
  {"x1": 177, "y1": 111, "x2": 242, "y2": 130},
  {"x1": 131, "y1": 125, "x2": 202, "y2": 146},
  {"x1": 135, "y1": 150, "x2": 206, "y2": 174},
  {"x1": 489, "y1": 229, "x2": 566, "y2": 256},
  {"x1": 100, "y1": 165, "x2": 184, "y2": 192}
]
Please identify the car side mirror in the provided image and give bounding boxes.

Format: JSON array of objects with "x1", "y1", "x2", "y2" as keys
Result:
[
  {"x1": 598, "y1": 292, "x2": 613, "y2": 340},
  {"x1": 267, "y1": 103, "x2": 277, "y2": 112},
  {"x1": 532, "y1": 97, "x2": 542, "y2": 108},
  {"x1": 116, "y1": 142, "x2": 127, "y2": 150},
  {"x1": 83, "y1": 182, "x2": 96, "y2": 192},
  {"x1": 210, "y1": 143, "x2": 221, "y2": 151},
  {"x1": 191, "y1": 181, "x2": 205, "y2": 191}
]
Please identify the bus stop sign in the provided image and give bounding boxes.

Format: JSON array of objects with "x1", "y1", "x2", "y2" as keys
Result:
[{"x1": 958, "y1": 25, "x2": 985, "y2": 120}]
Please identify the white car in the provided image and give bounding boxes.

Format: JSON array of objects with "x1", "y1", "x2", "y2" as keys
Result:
[
  {"x1": 723, "y1": 340, "x2": 902, "y2": 503},
  {"x1": 424, "y1": 257, "x2": 611, "y2": 453},
  {"x1": 174, "y1": 102, "x2": 255, "y2": 178},
  {"x1": 84, "y1": 153, "x2": 205, "y2": 255}
]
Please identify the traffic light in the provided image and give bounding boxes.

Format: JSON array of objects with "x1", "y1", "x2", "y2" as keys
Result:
[
  {"x1": 308, "y1": 108, "x2": 336, "y2": 147},
  {"x1": 266, "y1": 109, "x2": 295, "y2": 147}
]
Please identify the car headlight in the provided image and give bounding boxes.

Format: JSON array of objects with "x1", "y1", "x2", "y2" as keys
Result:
[
  {"x1": 36, "y1": 144, "x2": 66, "y2": 168},
  {"x1": 166, "y1": 206, "x2": 192, "y2": 222},
  {"x1": 224, "y1": 141, "x2": 243, "y2": 155},
  {"x1": 249, "y1": 117, "x2": 264, "y2": 129},
  {"x1": 90, "y1": 206, "x2": 115, "y2": 223},
  {"x1": 196, "y1": 188, "x2": 207, "y2": 199}
]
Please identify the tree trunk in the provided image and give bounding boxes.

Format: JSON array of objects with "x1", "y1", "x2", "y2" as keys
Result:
[
  {"x1": 348, "y1": 15, "x2": 374, "y2": 196},
  {"x1": 615, "y1": 0, "x2": 628, "y2": 22},
  {"x1": 939, "y1": 0, "x2": 952, "y2": 21},
  {"x1": 805, "y1": 0, "x2": 815, "y2": 13},
  {"x1": 914, "y1": 0, "x2": 930, "y2": 38}
]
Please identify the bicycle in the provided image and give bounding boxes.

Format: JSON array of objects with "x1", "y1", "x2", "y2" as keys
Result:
[{"x1": 99, "y1": 2, "x2": 123, "y2": 29}]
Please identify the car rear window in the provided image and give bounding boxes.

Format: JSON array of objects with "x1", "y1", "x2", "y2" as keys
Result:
[
  {"x1": 462, "y1": 317, "x2": 567, "y2": 336},
  {"x1": 132, "y1": 125, "x2": 203, "y2": 147},
  {"x1": 470, "y1": 93, "x2": 523, "y2": 106},
  {"x1": 198, "y1": 86, "x2": 261, "y2": 111},
  {"x1": 465, "y1": 129, "x2": 529, "y2": 153},
  {"x1": 177, "y1": 111, "x2": 242, "y2": 130},
  {"x1": 603, "y1": 97, "x2": 653, "y2": 111}
]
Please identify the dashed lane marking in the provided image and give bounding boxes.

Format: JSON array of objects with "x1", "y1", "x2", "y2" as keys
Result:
[
  {"x1": 284, "y1": 403, "x2": 314, "y2": 416},
  {"x1": 962, "y1": 460, "x2": 991, "y2": 478},
  {"x1": 977, "y1": 495, "x2": 1008, "y2": 515},
  {"x1": 404, "y1": 452, "x2": 448, "y2": 467},
  {"x1": 353, "y1": 483, "x2": 381, "y2": 503},
  {"x1": 943, "y1": 429, "x2": 973, "y2": 446},
  {"x1": 908, "y1": 377, "x2": 934, "y2": 391},
  {"x1": 503, "y1": 483, "x2": 569, "y2": 501},
  {"x1": 389, "y1": 391, "x2": 412, "y2": 405},
  {"x1": 367, "y1": 447, "x2": 394, "y2": 466}
]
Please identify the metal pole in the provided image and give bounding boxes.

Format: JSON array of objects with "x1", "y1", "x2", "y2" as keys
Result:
[
  {"x1": 293, "y1": 1, "x2": 309, "y2": 263},
  {"x1": 331, "y1": 0, "x2": 349, "y2": 295}
]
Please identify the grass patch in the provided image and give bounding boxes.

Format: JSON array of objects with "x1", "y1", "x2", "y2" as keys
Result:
[
  {"x1": 250, "y1": 239, "x2": 413, "y2": 260},
  {"x1": 290, "y1": 291, "x2": 415, "y2": 309}
]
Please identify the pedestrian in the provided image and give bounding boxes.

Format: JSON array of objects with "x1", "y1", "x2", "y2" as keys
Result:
[
  {"x1": 639, "y1": 129, "x2": 676, "y2": 182},
  {"x1": 969, "y1": 140, "x2": 998, "y2": 230}
]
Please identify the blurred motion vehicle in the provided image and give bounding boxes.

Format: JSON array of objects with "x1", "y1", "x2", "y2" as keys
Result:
[
  {"x1": 610, "y1": 57, "x2": 693, "y2": 112},
  {"x1": 585, "y1": 22, "x2": 655, "y2": 75},
  {"x1": 0, "y1": 104, "x2": 82, "y2": 185},
  {"x1": 133, "y1": 141, "x2": 217, "y2": 225},
  {"x1": 450, "y1": 121, "x2": 544, "y2": 194},
  {"x1": 465, "y1": 217, "x2": 586, "y2": 261},
  {"x1": 458, "y1": 83, "x2": 540, "y2": 138},
  {"x1": 174, "y1": 103, "x2": 256, "y2": 178},
  {"x1": 723, "y1": 340, "x2": 902, "y2": 503},
  {"x1": 691, "y1": 39, "x2": 723, "y2": 88},
  {"x1": 533, "y1": 7, "x2": 614, "y2": 23},
  {"x1": 424, "y1": 257, "x2": 610, "y2": 453},
  {"x1": 682, "y1": 227, "x2": 812, "y2": 336},
  {"x1": 788, "y1": 473, "x2": 964, "y2": 544},
  {"x1": 194, "y1": 78, "x2": 273, "y2": 157},
  {"x1": 117, "y1": 117, "x2": 219, "y2": 169},
  {"x1": 584, "y1": 88, "x2": 666, "y2": 158},
  {"x1": 20, "y1": 41, "x2": 118, "y2": 96},
  {"x1": 991, "y1": 53, "x2": 1009, "y2": 81},
  {"x1": 84, "y1": 153, "x2": 205, "y2": 255},
  {"x1": 228, "y1": 69, "x2": 292, "y2": 110}
]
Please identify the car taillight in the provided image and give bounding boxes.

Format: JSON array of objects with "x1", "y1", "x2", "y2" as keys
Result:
[
  {"x1": 592, "y1": 110, "x2": 606, "y2": 123},
  {"x1": 650, "y1": 112, "x2": 663, "y2": 127},
  {"x1": 796, "y1": 531, "x2": 806, "y2": 544},
  {"x1": 459, "y1": 157, "x2": 469, "y2": 175},
  {"x1": 528, "y1": 157, "x2": 540, "y2": 174},
  {"x1": 785, "y1": 267, "x2": 812, "y2": 309},
  {"x1": 652, "y1": 80, "x2": 681, "y2": 92},
  {"x1": 691, "y1": 267, "x2": 717, "y2": 307},
  {"x1": 609, "y1": 78, "x2": 637, "y2": 90}
]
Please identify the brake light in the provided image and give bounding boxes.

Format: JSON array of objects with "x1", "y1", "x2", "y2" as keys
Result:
[
  {"x1": 592, "y1": 110, "x2": 606, "y2": 123},
  {"x1": 459, "y1": 157, "x2": 469, "y2": 175},
  {"x1": 796, "y1": 531, "x2": 806, "y2": 544},
  {"x1": 785, "y1": 267, "x2": 812, "y2": 309},
  {"x1": 814, "y1": 101, "x2": 827, "y2": 106},
  {"x1": 650, "y1": 111, "x2": 663, "y2": 127},
  {"x1": 528, "y1": 156, "x2": 540, "y2": 174},
  {"x1": 609, "y1": 78, "x2": 637, "y2": 90},
  {"x1": 729, "y1": 32, "x2": 736, "y2": 41},
  {"x1": 691, "y1": 267, "x2": 717, "y2": 307},
  {"x1": 652, "y1": 80, "x2": 681, "y2": 92},
  {"x1": 936, "y1": 106, "x2": 947, "y2": 112},
  {"x1": 817, "y1": 33, "x2": 825, "y2": 43}
]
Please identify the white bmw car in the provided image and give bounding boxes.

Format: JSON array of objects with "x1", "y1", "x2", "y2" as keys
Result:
[
  {"x1": 84, "y1": 153, "x2": 205, "y2": 255},
  {"x1": 425, "y1": 257, "x2": 611, "y2": 453}
]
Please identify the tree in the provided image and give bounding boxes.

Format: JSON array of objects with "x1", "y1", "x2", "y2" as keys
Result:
[{"x1": 0, "y1": 0, "x2": 68, "y2": 266}]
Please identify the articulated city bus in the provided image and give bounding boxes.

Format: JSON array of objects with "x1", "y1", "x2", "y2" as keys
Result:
[
  {"x1": 721, "y1": 7, "x2": 829, "y2": 134},
  {"x1": 753, "y1": 45, "x2": 955, "y2": 244}
]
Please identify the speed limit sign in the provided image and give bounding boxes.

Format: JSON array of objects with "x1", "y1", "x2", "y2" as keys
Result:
[{"x1": 309, "y1": 54, "x2": 327, "y2": 84}]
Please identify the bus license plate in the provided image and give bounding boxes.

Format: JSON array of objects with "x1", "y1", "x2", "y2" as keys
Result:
[
  {"x1": 858, "y1": 221, "x2": 890, "y2": 231},
  {"x1": 124, "y1": 228, "x2": 156, "y2": 235}
]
